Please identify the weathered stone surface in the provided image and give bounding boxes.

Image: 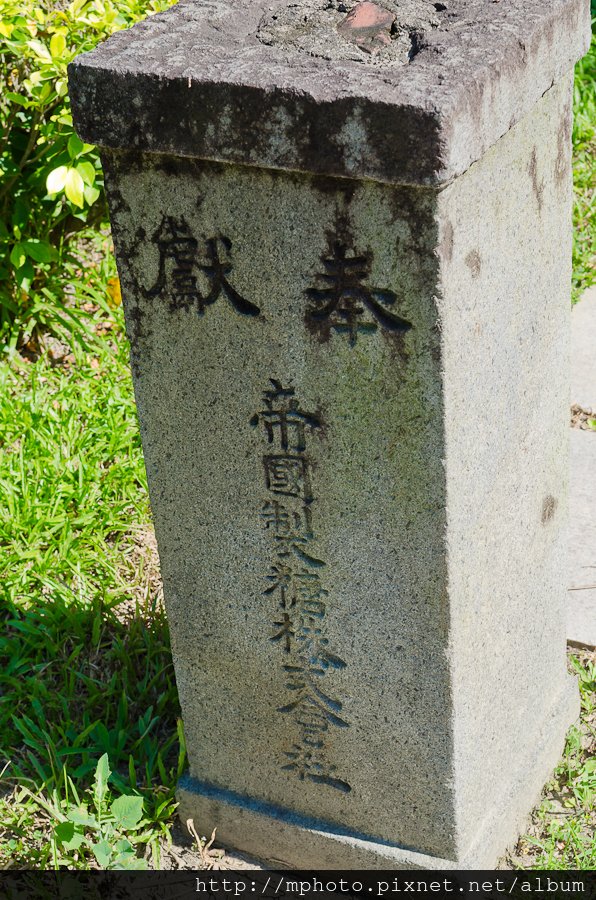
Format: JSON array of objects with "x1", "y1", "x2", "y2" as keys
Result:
[
  {"x1": 68, "y1": 0, "x2": 590, "y2": 186},
  {"x1": 90, "y1": 71, "x2": 578, "y2": 868},
  {"x1": 568, "y1": 429, "x2": 596, "y2": 649},
  {"x1": 571, "y1": 285, "x2": 596, "y2": 412},
  {"x1": 567, "y1": 291, "x2": 596, "y2": 649},
  {"x1": 69, "y1": 0, "x2": 588, "y2": 871}
]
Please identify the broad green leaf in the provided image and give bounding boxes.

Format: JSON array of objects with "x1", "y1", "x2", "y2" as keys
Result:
[
  {"x1": 65, "y1": 167, "x2": 85, "y2": 207},
  {"x1": 66, "y1": 805, "x2": 97, "y2": 828},
  {"x1": 23, "y1": 240, "x2": 56, "y2": 263},
  {"x1": 46, "y1": 165, "x2": 68, "y2": 194},
  {"x1": 27, "y1": 39, "x2": 52, "y2": 62},
  {"x1": 53, "y1": 113, "x2": 73, "y2": 126},
  {"x1": 114, "y1": 838, "x2": 134, "y2": 854},
  {"x1": 111, "y1": 795, "x2": 143, "y2": 830},
  {"x1": 54, "y1": 821, "x2": 74, "y2": 844},
  {"x1": 68, "y1": 134, "x2": 85, "y2": 159},
  {"x1": 10, "y1": 243, "x2": 26, "y2": 269},
  {"x1": 4, "y1": 92, "x2": 30, "y2": 107},
  {"x1": 92, "y1": 839, "x2": 113, "y2": 868},
  {"x1": 0, "y1": 22, "x2": 14, "y2": 37},
  {"x1": 64, "y1": 831, "x2": 85, "y2": 851},
  {"x1": 76, "y1": 160, "x2": 95, "y2": 185},
  {"x1": 50, "y1": 33, "x2": 66, "y2": 58},
  {"x1": 117, "y1": 856, "x2": 148, "y2": 870},
  {"x1": 84, "y1": 184, "x2": 101, "y2": 206},
  {"x1": 93, "y1": 753, "x2": 111, "y2": 806},
  {"x1": 15, "y1": 259, "x2": 34, "y2": 291},
  {"x1": 54, "y1": 821, "x2": 84, "y2": 850},
  {"x1": 55, "y1": 78, "x2": 68, "y2": 97}
]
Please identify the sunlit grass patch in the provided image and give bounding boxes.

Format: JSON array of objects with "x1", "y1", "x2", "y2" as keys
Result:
[
  {"x1": 0, "y1": 238, "x2": 184, "y2": 868},
  {"x1": 572, "y1": 32, "x2": 596, "y2": 300}
]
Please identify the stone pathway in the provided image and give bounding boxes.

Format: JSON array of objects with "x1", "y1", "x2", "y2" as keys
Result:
[{"x1": 569, "y1": 286, "x2": 596, "y2": 649}]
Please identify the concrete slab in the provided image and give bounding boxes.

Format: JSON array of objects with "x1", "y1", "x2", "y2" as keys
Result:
[
  {"x1": 568, "y1": 290, "x2": 596, "y2": 649},
  {"x1": 568, "y1": 427, "x2": 596, "y2": 649},
  {"x1": 571, "y1": 285, "x2": 596, "y2": 412}
]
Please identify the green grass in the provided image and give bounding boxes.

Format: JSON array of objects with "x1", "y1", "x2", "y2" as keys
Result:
[
  {"x1": 513, "y1": 652, "x2": 596, "y2": 869},
  {"x1": 572, "y1": 30, "x2": 596, "y2": 300},
  {"x1": 0, "y1": 238, "x2": 184, "y2": 868},
  {"x1": 0, "y1": 28, "x2": 594, "y2": 871}
]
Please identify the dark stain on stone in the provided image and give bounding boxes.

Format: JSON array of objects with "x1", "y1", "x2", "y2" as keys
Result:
[
  {"x1": 541, "y1": 495, "x2": 557, "y2": 524},
  {"x1": 72, "y1": 64, "x2": 444, "y2": 187},
  {"x1": 154, "y1": 156, "x2": 183, "y2": 177},
  {"x1": 528, "y1": 147, "x2": 544, "y2": 212},
  {"x1": 517, "y1": 38, "x2": 527, "y2": 65},
  {"x1": 304, "y1": 212, "x2": 356, "y2": 346},
  {"x1": 307, "y1": 172, "x2": 358, "y2": 204},
  {"x1": 465, "y1": 249, "x2": 481, "y2": 277},
  {"x1": 384, "y1": 321, "x2": 413, "y2": 370},
  {"x1": 441, "y1": 220, "x2": 454, "y2": 263},
  {"x1": 555, "y1": 111, "x2": 571, "y2": 188},
  {"x1": 387, "y1": 185, "x2": 436, "y2": 255}
]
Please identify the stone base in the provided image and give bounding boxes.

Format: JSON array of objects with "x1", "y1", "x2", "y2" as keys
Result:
[
  {"x1": 177, "y1": 680, "x2": 578, "y2": 870},
  {"x1": 177, "y1": 777, "x2": 460, "y2": 870}
]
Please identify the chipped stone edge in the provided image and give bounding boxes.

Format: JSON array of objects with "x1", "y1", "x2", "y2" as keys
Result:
[{"x1": 67, "y1": 0, "x2": 591, "y2": 187}]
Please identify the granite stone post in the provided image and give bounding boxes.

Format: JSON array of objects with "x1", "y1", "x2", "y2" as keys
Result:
[{"x1": 69, "y1": 0, "x2": 590, "y2": 869}]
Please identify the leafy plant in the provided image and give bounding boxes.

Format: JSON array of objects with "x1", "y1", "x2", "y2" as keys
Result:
[
  {"x1": 21, "y1": 754, "x2": 149, "y2": 869},
  {"x1": 52, "y1": 755, "x2": 148, "y2": 868},
  {"x1": 0, "y1": 0, "x2": 176, "y2": 349}
]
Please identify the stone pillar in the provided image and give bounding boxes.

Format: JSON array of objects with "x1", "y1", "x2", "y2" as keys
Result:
[{"x1": 69, "y1": 0, "x2": 590, "y2": 869}]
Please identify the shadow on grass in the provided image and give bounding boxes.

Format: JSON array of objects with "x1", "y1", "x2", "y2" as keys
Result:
[{"x1": 0, "y1": 589, "x2": 184, "y2": 866}]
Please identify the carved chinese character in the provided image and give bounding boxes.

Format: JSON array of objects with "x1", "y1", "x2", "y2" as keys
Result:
[
  {"x1": 263, "y1": 454, "x2": 311, "y2": 501},
  {"x1": 145, "y1": 216, "x2": 200, "y2": 311},
  {"x1": 282, "y1": 744, "x2": 351, "y2": 793},
  {"x1": 297, "y1": 625, "x2": 347, "y2": 673},
  {"x1": 306, "y1": 242, "x2": 412, "y2": 346},
  {"x1": 252, "y1": 380, "x2": 321, "y2": 452},
  {"x1": 293, "y1": 707, "x2": 329, "y2": 746},
  {"x1": 279, "y1": 664, "x2": 349, "y2": 729},
  {"x1": 264, "y1": 562, "x2": 295, "y2": 609},
  {"x1": 198, "y1": 236, "x2": 260, "y2": 316},
  {"x1": 145, "y1": 216, "x2": 260, "y2": 316},
  {"x1": 261, "y1": 501, "x2": 323, "y2": 567},
  {"x1": 293, "y1": 572, "x2": 328, "y2": 614},
  {"x1": 270, "y1": 612, "x2": 295, "y2": 654},
  {"x1": 260, "y1": 500, "x2": 308, "y2": 536}
]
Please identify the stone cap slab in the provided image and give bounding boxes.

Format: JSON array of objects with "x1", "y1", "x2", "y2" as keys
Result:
[{"x1": 68, "y1": 0, "x2": 590, "y2": 186}]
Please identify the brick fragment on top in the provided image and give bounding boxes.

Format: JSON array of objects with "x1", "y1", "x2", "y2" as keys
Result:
[{"x1": 338, "y1": 1, "x2": 395, "y2": 54}]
